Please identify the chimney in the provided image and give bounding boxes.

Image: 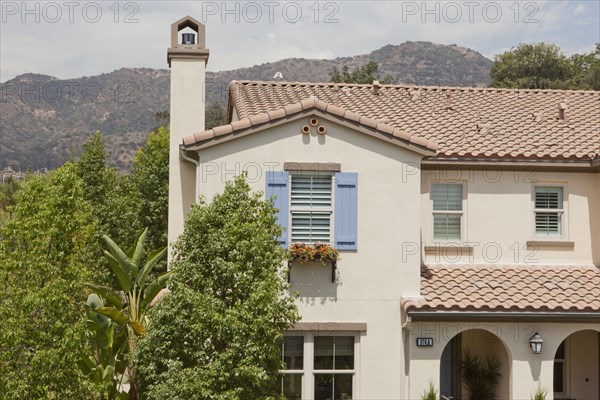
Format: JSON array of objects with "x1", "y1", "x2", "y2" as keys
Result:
[
  {"x1": 558, "y1": 102, "x2": 568, "y2": 121},
  {"x1": 167, "y1": 16, "x2": 210, "y2": 259},
  {"x1": 372, "y1": 80, "x2": 380, "y2": 96}
]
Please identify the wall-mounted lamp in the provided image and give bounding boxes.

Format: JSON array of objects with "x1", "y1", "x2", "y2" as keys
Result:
[{"x1": 529, "y1": 332, "x2": 543, "y2": 354}]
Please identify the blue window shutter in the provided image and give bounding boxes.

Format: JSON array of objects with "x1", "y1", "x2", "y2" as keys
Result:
[
  {"x1": 334, "y1": 172, "x2": 358, "y2": 250},
  {"x1": 266, "y1": 171, "x2": 289, "y2": 247}
]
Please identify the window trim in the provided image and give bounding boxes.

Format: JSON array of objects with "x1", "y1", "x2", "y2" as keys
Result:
[
  {"x1": 280, "y1": 331, "x2": 360, "y2": 400},
  {"x1": 289, "y1": 172, "x2": 335, "y2": 245},
  {"x1": 532, "y1": 184, "x2": 568, "y2": 240},
  {"x1": 431, "y1": 182, "x2": 466, "y2": 243}
]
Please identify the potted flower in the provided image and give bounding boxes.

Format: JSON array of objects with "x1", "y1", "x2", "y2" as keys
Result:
[{"x1": 288, "y1": 242, "x2": 340, "y2": 264}]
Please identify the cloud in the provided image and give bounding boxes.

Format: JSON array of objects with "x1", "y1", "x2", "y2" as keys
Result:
[{"x1": 1, "y1": 0, "x2": 598, "y2": 82}]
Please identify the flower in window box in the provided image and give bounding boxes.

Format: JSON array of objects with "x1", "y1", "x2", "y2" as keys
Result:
[{"x1": 288, "y1": 242, "x2": 340, "y2": 264}]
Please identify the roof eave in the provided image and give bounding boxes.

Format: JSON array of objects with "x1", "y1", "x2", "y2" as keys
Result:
[{"x1": 406, "y1": 310, "x2": 600, "y2": 323}]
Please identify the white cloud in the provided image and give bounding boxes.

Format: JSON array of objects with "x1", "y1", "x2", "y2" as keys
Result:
[{"x1": 1, "y1": 0, "x2": 598, "y2": 82}]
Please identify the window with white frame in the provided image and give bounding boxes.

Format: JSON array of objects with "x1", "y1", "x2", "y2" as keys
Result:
[
  {"x1": 314, "y1": 336, "x2": 354, "y2": 400},
  {"x1": 290, "y1": 173, "x2": 333, "y2": 244},
  {"x1": 534, "y1": 186, "x2": 564, "y2": 236},
  {"x1": 278, "y1": 334, "x2": 356, "y2": 400},
  {"x1": 432, "y1": 183, "x2": 463, "y2": 241}
]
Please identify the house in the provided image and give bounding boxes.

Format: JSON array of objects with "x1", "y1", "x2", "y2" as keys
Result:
[{"x1": 167, "y1": 17, "x2": 600, "y2": 400}]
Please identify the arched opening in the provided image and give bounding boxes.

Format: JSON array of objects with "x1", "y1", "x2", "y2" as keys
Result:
[
  {"x1": 553, "y1": 329, "x2": 600, "y2": 400},
  {"x1": 440, "y1": 329, "x2": 511, "y2": 400}
]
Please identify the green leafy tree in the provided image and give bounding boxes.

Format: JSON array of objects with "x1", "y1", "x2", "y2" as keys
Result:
[
  {"x1": 0, "y1": 163, "x2": 99, "y2": 398},
  {"x1": 569, "y1": 44, "x2": 600, "y2": 90},
  {"x1": 490, "y1": 42, "x2": 600, "y2": 89},
  {"x1": 0, "y1": 176, "x2": 21, "y2": 220},
  {"x1": 130, "y1": 127, "x2": 170, "y2": 252},
  {"x1": 134, "y1": 174, "x2": 299, "y2": 399},
  {"x1": 330, "y1": 61, "x2": 393, "y2": 84},
  {"x1": 205, "y1": 101, "x2": 227, "y2": 130},
  {"x1": 86, "y1": 228, "x2": 169, "y2": 400},
  {"x1": 76, "y1": 132, "x2": 140, "y2": 247}
]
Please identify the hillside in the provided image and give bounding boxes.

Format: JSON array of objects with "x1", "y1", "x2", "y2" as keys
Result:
[{"x1": 0, "y1": 42, "x2": 492, "y2": 170}]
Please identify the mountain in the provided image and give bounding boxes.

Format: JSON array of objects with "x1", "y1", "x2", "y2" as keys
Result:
[{"x1": 0, "y1": 42, "x2": 492, "y2": 170}]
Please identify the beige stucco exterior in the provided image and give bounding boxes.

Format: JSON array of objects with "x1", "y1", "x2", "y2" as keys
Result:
[
  {"x1": 193, "y1": 116, "x2": 425, "y2": 399},
  {"x1": 407, "y1": 322, "x2": 600, "y2": 400},
  {"x1": 167, "y1": 17, "x2": 600, "y2": 400},
  {"x1": 420, "y1": 168, "x2": 600, "y2": 266}
]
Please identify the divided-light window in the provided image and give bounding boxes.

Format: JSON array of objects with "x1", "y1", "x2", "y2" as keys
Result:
[
  {"x1": 534, "y1": 186, "x2": 563, "y2": 236},
  {"x1": 290, "y1": 173, "x2": 333, "y2": 244},
  {"x1": 432, "y1": 183, "x2": 463, "y2": 241}
]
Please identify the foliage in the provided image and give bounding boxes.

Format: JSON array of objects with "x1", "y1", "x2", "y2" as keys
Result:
[
  {"x1": 288, "y1": 242, "x2": 340, "y2": 263},
  {"x1": 0, "y1": 175, "x2": 21, "y2": 220},
  {"x1": 76, "y1": 131, "x2": 141, "y2": 248},
  {"x1": 421, "y1": 381, "x2": 438, "y2": 400},
  {"x1": 330, "y1": 61, "x2": 393, "y2": 84},
  {"x1": 205, "y1": 101, "x2": 228, "y2": 130},
  {"x1": 0, "y1": 163, "x2": 99, "y2": 398},
  {"x1": 531, "y1": 383, "x2": 549, "y2": 400},
  {"x1": 457, "y1": 350, "x2": 502, "y2": 400},
  {"x1": 130, "y1": 127, "x2": 170, "y2": 252},
  {"x1": 81, "y1": 294, "x2": 129, "y2": 399},
  {"x1": 134, "y1": 174, "x2": 299, "y2": 399},
  {"x1": 490, "y1": 42, "x2": 600, "y2": 89},
  {"x1": 87, "y1": 228, "x2": 168, "y2": 399}
]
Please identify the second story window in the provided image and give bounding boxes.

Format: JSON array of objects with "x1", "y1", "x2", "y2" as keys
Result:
[
  {"x1": 534, "y1": 186, "x2": 563, "y2": 236},
  {"x1": 266, "y1": 170, "x2": 358, "y2": 250},
  {"x1": 432, "y1": 183, "x2": 463, "y2": 241},
  {"x1": 290, "y1": 174, "x2": 333, "y2": 244}
]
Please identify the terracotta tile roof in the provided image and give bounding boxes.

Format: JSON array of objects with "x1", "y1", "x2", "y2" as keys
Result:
[
  {"x1": 402, "y1": 265, "x2": 600, "y2": 313},
  {"x1": 182, "y1": 96, "x2": 438, "y2": 153},
  {"x1": 229, "y1": 81, "x2": 600, "y2": 161}
]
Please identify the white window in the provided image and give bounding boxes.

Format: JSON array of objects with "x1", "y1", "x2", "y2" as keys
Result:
[
  {"x1": 534, "y1": 186, "x2": 564, "y2": 236},
  {"x1": 290, "y1": 173, "x2": 333, "y2": 244},
  {"x1": 279, "y1": 334, "x2": 357, "y2": 400},
  {"x1": 432, "y1": 183, "x2": 463, "y2": 241}
]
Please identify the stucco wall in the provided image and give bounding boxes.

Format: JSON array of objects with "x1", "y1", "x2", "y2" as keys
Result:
[
  {"x1": 407, "y1": 321, "x2": 600, "y2": 400},
  {"x1": 194, "y1": 114, "x2": 425, "y2": 399},
  {"x1": 168, "y1": 58, "x2": 206, "y2": 258},
  {"x1": 420, "y1": 168, "x2": 600, "y2": 266}
]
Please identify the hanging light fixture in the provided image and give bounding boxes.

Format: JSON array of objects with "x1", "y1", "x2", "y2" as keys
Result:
[{"x1": 529, "y1": 332, "x2": 543, "y2": 354}]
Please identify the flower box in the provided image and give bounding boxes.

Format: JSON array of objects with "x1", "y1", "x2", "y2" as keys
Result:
[
  {"x1": 288, "y1": 242, "x2": 340, "y2": 264},
  {"x1": 287, "y1": 243, "x2": 339, "y2": 283}
]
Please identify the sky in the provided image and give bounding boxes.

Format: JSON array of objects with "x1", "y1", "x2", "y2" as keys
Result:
[{"x1": 1, "y1": 0, "x2": 599, "y2": 82}]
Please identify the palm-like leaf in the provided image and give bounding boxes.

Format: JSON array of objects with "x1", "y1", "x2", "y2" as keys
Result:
[
  {"x1": 131, "y1": 228, "x2": 148, "y2": 268},
  {"x1": 87, "y1": 283, "x2": 124, "y2": 309},
  {"x1": 137, "y1": 246, "x2": 167, "y2": 288},
  {"x1": 142, "y1": 271, "x2": 171, "y2": 308}
]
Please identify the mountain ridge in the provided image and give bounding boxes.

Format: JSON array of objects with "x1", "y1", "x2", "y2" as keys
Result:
[{"x1": 0, "y1": 41, "x2": 493, "y2": 170}]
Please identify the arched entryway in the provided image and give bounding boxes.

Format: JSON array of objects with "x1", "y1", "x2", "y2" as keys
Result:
[
  {"x1": 553, "y1": 329, "x2": 600, "y2": 400},
  {"x1": 440, "y1": 329, "x2": 511, "y2": 400}
]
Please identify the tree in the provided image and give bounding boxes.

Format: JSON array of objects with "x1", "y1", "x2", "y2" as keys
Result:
[
  {"x1": 330, "y1": 61, "x2": 393, "y2": 84},
  {"x1": 205, "y1": 101, "x2": 227, "y2": 130},
  {"x1": 76, "y1": 131, "x2": 140, "y2": 248},
  {"x1": 85, "y1": 228, "x2": 168, "y2": 400},
  {"x1": 134, "y1": 174, "x2": 299, "y2": 399},
  {"x1": 0, "y1": 163, "x2": 99, "y2": 398},
  {"x1": 0, "y1": 176, "x2": 21, "y2": 220},
  {"x1": 569, "y1": 44, "x2": 600, "y2": 90},
  {"x1": 490, "y1": 42, "x2": 600, "y2": 90},
  {"x1": 130, "y1": 127, "x2": 170, "y2": 252}
]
